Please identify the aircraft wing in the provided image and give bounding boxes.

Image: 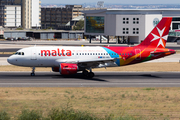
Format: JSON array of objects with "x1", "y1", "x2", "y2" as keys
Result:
[
  {"x1": 56, "y1": 57, "x2": 120, "y2": 68},
  {"x1": 77, "y1": 57, "x2": 120, "y2": 63},
  {"x1": 76, "y1": 57, "x2": 120, "y2": 68}
]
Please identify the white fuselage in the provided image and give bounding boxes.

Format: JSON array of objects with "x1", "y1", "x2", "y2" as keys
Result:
[{"x1": 7, "y1": 46, "x2": 118, "y2": 68}]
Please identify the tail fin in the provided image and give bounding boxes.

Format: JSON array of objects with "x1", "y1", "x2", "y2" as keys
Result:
[{"x1": 138, "y1": 17, "x2": 172, "y2": 48}]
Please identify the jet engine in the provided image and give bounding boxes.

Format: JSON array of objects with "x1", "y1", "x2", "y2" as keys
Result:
[
  {"x1": 52, "y1": 63, "x2": 78, "y2": 75},
  {"x1": 52, "y1": 67, "x2": 59, "y2": 72}
]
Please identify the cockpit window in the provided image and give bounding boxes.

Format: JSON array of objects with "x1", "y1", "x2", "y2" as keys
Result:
[{"x1": 14, "y1": 52, "x2": 24, "y2": 55}]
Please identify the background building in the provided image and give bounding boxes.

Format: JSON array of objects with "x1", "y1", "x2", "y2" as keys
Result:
[
  {"x1": 0, "y1": 0, "x2": 15, "y2": 26},
  {"x1": 4, "y1": 5, "x2": 21, "y2": 28},
  {"x1": 32, "y1": 0, "x2": 41, "y2": 28},
  {"x1": 0, "y1": 0, "x2": 41, "y2": 29},
  {"x1": 41, "y1": 5, "x2": 105, "y2": 30},
  {"x1": 83, "y1": 9, "x2": 180, "y2": 43},
  {"x1": 41, "y1": 7, "x2": 73, "y2": 29},
  {"x1": 22, "y1": 0, "x2": 41, "y2": 29}
]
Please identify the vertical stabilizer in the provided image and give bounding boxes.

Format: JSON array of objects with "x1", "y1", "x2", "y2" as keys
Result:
[{"x1": 138, "y1": 17, "x2": 172, "y2": 48}]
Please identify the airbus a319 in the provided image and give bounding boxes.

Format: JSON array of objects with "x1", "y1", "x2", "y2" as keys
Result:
[{"x1": 7, "y1": 17, "x2": 175, "y2": 78}]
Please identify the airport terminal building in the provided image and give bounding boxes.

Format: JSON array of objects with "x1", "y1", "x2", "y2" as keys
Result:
[{"x1": 83, "y1": 9, "x2": 180, "y2": 43}]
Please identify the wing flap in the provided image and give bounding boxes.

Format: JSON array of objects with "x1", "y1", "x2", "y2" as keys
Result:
[
  {"x1": 55, "y1": 58, "x2": 120, "y2": 64},
  {"x1": 77, "y1": 57, "x2": 120, "y2": 63}
]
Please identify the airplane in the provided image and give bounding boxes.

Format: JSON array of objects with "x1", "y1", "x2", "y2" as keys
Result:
[{"x1": 7, "y1": 17, "x2": 175, "y2": 78}]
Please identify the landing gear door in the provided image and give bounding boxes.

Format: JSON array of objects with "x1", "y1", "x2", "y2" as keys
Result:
[
  {"x1": 31, "y1": 48, "x2": 37, "y2": 60},
  {"x1": 135, "y1": 49, "x2": 141, "y2": 60}
]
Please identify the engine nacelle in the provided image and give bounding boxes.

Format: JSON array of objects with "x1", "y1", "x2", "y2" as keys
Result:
[
  {"x1": 52, "y1": 63, "x2": 78, "y2": 75},
  {"x1": 60, "y1": 63, "x2": 78, "y2": 75}
]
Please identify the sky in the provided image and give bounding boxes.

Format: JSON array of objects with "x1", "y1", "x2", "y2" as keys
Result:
[{"x1": 42, "y1": 0, "x2": 180, "y2": 4}]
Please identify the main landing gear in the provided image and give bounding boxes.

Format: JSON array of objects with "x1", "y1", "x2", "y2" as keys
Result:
[
  {"x1": 31, "y1": 67, "x2": 35, "y2": 76},
  {"x1": 82, "y1": 68, "x2": 95, "y2": 78}
]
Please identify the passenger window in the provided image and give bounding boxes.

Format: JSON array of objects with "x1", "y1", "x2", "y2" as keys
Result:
[
  {"x1": 128, "y1": 53, "x2": 129, "y2": 56},
  {"x1": 82, "y1": 53, "x2": 84, "y2": 55},
  {"x1": 106, "y1": 53, "x2": 108, "y2": 55},
  {"x1": 77, "y1": 53, "x2": 78, "y2": 55},
  {"x1": 125, "y1": 53, "x2": 126, "y2": 55},
  {"x1": 18, "y1": 52, "x2": 21, "y2": 55},
  {"x1": 122, "y1": 53, "x2": 124, "y2": 55},
  {"x1": 80, "y1": 53, "x2": 81, "y2": 55},
  {"x1": 130, "y1": 53, "x2": 132, "y2": 56},
  {"x1": 90, "y1": 53, "x2": 92, "y2": 55},
  {"x1": 101, "y1": 53, "x2": 103, "y2": 55}
]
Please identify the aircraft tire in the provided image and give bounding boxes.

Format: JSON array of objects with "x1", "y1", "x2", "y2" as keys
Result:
[
  {"x1": 82, "y1": 70, "x2": 88, "y2": 76},
  {"x1": 88, "y1": 72, "x2": 94, "y2": 78},
  {"x1": 31, "y1": 73, "x2": 35, "y2": 76}
]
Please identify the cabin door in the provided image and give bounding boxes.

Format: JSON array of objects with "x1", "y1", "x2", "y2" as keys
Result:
[{"x1": 31, "y1": 48, "x2": 37, "y2": 60}]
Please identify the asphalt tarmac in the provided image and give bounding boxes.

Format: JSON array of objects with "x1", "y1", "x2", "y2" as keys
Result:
[
  {"x1": 0, "y1": 41, "x2": 180, "y2": 50},
  {"x1": 0, "y1": 72, "x2": 180, "y2": 87}
]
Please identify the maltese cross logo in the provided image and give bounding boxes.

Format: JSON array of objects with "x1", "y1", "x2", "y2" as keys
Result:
[{"x1": 151, "y1": 27, "x2": 168, "y2": 48}]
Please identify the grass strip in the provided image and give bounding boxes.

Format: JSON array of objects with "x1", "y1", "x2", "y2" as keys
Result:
[{"x1": 1, "y1": 87, "x2": 178, "y2": 119}]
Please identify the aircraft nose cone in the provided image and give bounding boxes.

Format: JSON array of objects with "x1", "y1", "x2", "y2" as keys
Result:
[
  {"x1": 7, "y1": 58, "x2": 10, "y2": 63},
  {"x1": 7, "y1": 56, "x2": 16, "y2": 65},
  {"x1": 7, "y1": 57, "x2": 12, "y2": 64}
]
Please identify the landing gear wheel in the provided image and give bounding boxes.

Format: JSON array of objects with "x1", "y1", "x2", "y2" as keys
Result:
[
  {"x1": 88, "y1": 72, "x2": 94, "y2": 78},
  {"x1": 82, "y1": 70, "x2": 88, "y2": 76},
  {"x1": 31, "y1": 73, "x2": 35, "y2": 76}
]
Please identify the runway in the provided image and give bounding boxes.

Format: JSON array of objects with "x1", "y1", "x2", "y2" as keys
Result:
[{"x1": 0, "y1": 72, "x2": 180, "y2": 87}]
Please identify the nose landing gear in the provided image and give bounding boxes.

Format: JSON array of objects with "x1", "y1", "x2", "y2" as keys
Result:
[{"x1": 31, "y1": 67, "x2": 35, "y2": 76}]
